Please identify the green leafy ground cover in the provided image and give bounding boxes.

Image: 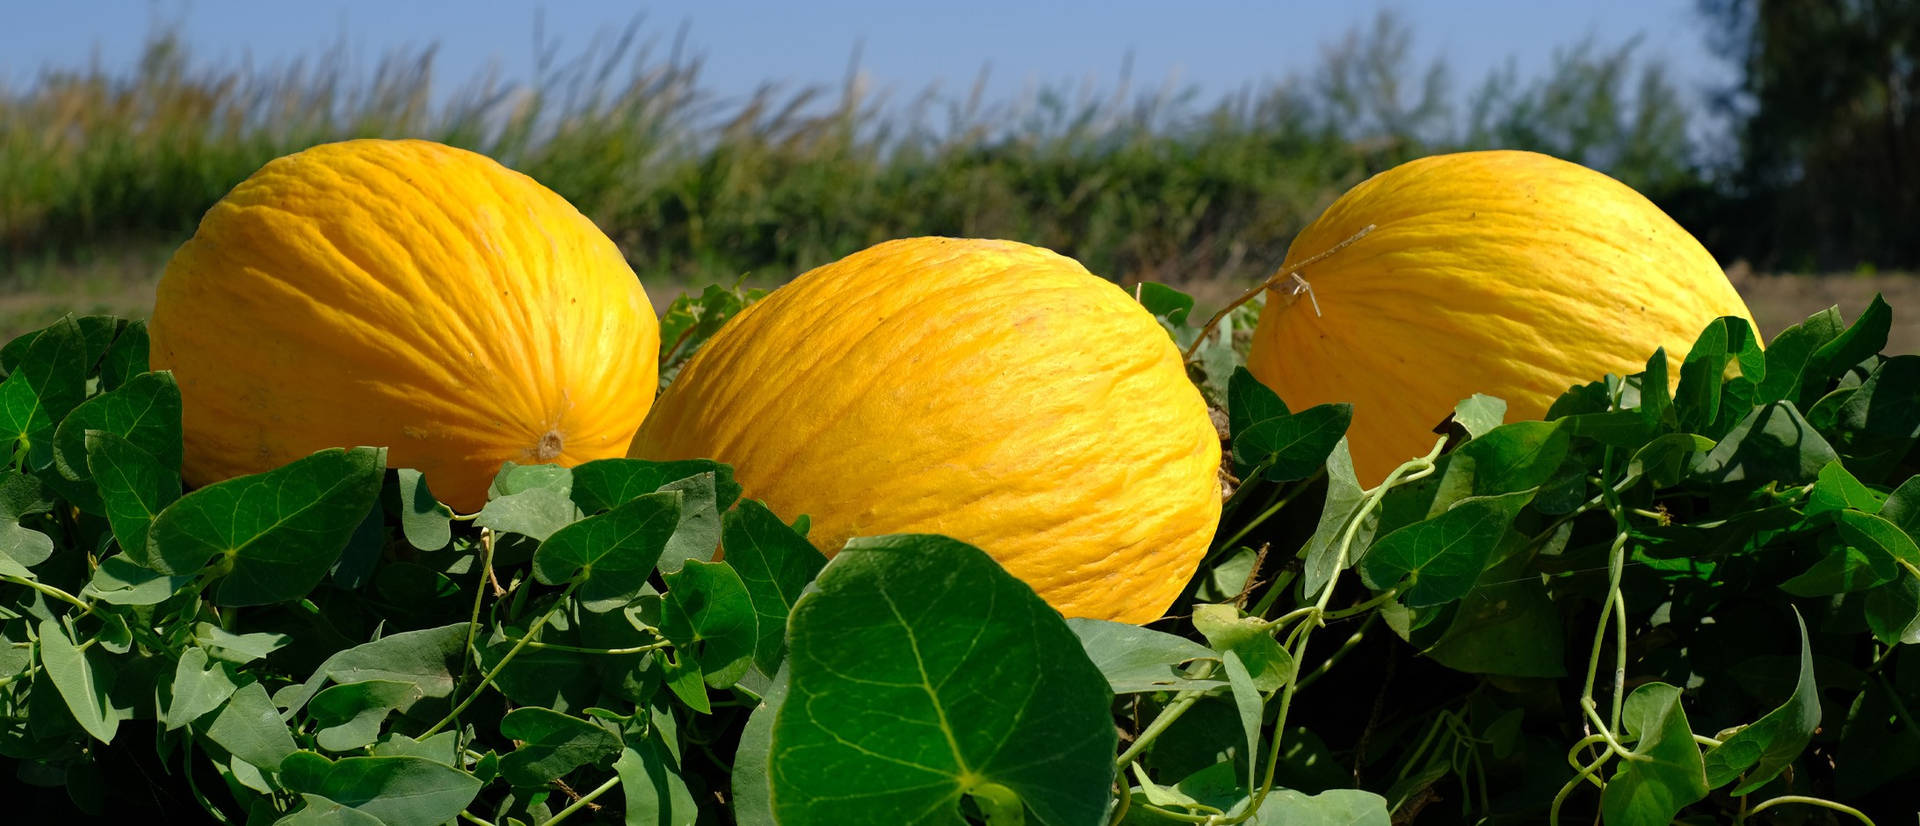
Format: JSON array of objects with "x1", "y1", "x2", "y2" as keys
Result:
[{"x1": 1, "y1": 284, "x2": 1917, "y2": 824}]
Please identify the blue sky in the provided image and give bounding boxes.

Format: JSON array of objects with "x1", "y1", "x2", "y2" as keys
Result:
[{"x1": 6, "y1": 1, "x2": 1732, "y2": 116}]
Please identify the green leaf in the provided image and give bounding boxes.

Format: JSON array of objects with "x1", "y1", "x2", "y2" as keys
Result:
[
  {"x1": 1449, "y1": 394, "x2": 1507, "y2": 439},
  {"x1": 658, "y1": 283, "x2": 767, "y2": 386},
  {"x1": 1219, "y1": 650, "x2": 1263, "y2": 790},
  {"x1": 1456, "y1": 421, "x2": 1571, "y2": 496},
  {"x1": 1227, "y1": 367, "x2": 1288, "y2": 440},
  {"x1": 164, "y1": 647, "x2": 240, "y2": 730},
  {"x1": 1137, "y1": 282, "x2": 1194, "y2": 328},
  {"x1": 660, "y1": 559, "x2": 758, "y2": 689},
  {"x1": 1415, "y1": 551, "x2": 1566, "y2": 678},
  {"x1": 1357, "y1": 491, "x2": 1532, "y2": 607},
  {"x1": 279, "y1": 751, "x2": 336, "y2": 792},
  {"x1": 1233, "y1": 403, "x2": 1352, "y2": 482},
  {"x1": 1191, "y1": 604, "x2": 1293, "y2": 692},
  {"x1": 1800, "y1": 295, "x2": 1890, "y2": 405},
  {"x1": 373, "y1": 732, "x2": 459, "y2": 766},
  {"x1": 332, "y1": 499, "x2": 385, "y2": 589},
  {"x1": 732, "y1": 667, "x2": 787, "y2": 826},
  {"x1": 281, "y1": 623, "x2": 472, "y2": 715},
  {"x1": 194, "y1": 623, "x2": 292, "y2": 664},
  {"x1": 311, "y1": 755, "x2": 483, "y2": 826},
  {"x1": 617, "y1": 725, "x2": 699, "y2": 826},
  {"x1": 1690, "y1": 402, "x2": 1838, "y2": 487},
  {"x1": 0, "y1": 473, "x2": 54, "y2": 570},
  {"x1": 36, "y1": 618, "x2": 127, "y2": 743},
  {"x1": 100, "y1": 321, "x2": 150, "y2": 392},
  {"x1": 81, "y1": 554, "x2": 190, "y2": 605},
  {"x1": 1637, "y1": 346, "x2": 1674, "y2": 427},
  {"x1": 772, "y1": 535, "x2": 1116, "y2": 826},
  {"x1": 1779, "y1": 538, "x2": 1896, "y2": 596},
  {"x1": 1248, "y1": 788, "x2": 1391, "y2": 825},
  {"x1": 475, "y1": 479, "x2": 579, "y2": 542},
  {"x1": 1758, "y1": 307, "x2": 1841, "y2": 404},
  {"x1": 1675, "y1": 317, "x2": 1764, "y2": 436},
  {"x1": 393, "y1": 469, "x2": 452, "y2": 551},
  {"x1": 52, "y1": 370, "x2": 181, "y2": 489},
  {"x1": 1834, "y1": 509, "x2": 1920, "y2": 568},
  {"x1": 85, "y1": 430, "x2": 180, "y2": 561},
  {"x1": 1806, "y1": 461, "x2": 1885, "y2": 517},
  {"x1": 1864, "y1": 575, "x2": 1920, "y2": 645},
  {"x1": 532, "y1": 490, "x2": 681, "y2": 611},
  {"x1": 489, "y1": 462, "x2": 572, "y2": 497},
  {"x1": 498, "y1": 707, "x2": 622, "y2": 787},
  {"x1": 310, "y1": 680, "x2": 425, "y2": 753},
  {"x1": 278, "y1": 794, "x2": 386, "y2": 826},
  {"x1": 0, "y1": 317, "x2": 87, "y2": 470},
  {"x1": 1066, "y1": 618, "x2": 1221, "y2": 695},
  {"x1": 1298, "y1": 438, "x2": 1368, "y2": 597},
  {"x1": 1629, "y1": 434, "x2": 1715, "y2": 490},
  {"x1": 146, "y1": 446, "x2": 385, "y2": 605},
  {"x1": 206, "y1": 681, "x2": 298, "y2": 771},
  {"x1": 1704, "y1": 611, "x2": 1820, "y2": 794},
  {"x1": 724, "y1": 499, "x2": 827, "y2": 676},
  {"x1": 660, "y1": 649, "x2": 710, "y2": 713},
  {"x1": 1601, "y1": 682, "x2": 1709, "y2": 826},
  {"x1": 571, "y1": 457, "x2": 741, "y2": 515},
  {"x1": 1877, "y1": 475, "x2": 1920, "y2": 534},
  {"x1": 655, "y1": 471, "x2": 730, "y2": 573},
  {"x1": 1824, "y1": 355, "x2": 1920, "y2": 480}
]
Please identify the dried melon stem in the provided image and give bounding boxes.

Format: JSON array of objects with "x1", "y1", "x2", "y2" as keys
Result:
[{"x1": 1181, "y1": 223, "x2": 1375, "y2": 363}]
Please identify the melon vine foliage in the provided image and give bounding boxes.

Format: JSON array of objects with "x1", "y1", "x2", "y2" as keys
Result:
[{"x1": 0, "y1": 291, "x2": 1917, "y2": 826}]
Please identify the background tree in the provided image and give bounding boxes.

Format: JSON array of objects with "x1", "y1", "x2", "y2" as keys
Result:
[{"x1": 1699, "y1": 0, "x2": 1920, "y2": 270}]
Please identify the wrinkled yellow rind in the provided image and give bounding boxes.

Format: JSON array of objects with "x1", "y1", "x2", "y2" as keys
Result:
[
  {"x1": 150, "y1": 139, "x2": 659, "y2": 511},
  {"x1": 1248, "y1": 150, "x2": 1756, "y2": 484},
  {"x1": 631, "y1": 237, "x2": 1221, "y2": 624}
]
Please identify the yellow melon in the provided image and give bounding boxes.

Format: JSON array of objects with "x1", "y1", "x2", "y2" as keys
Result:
[
  {"x1": 1249, "y1": 150, "x2": 1756, "y2": 484},
  {"x1": 150, "y1": 139, "x2": 658, "y2": 511},
  {"x1": 631, "y1": 237, "x2": 1221, "y2": 623}
]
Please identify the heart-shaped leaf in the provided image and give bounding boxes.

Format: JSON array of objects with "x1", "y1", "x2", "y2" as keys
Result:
[
  {"x1": 660, "y1": 559, "x2": 757, "y2": 689},
  {"x1": 723, "y1": 499, "x2": 827, "y2": 676},
  {"x1": 531, "y1": 490, "x2": 680, "y2": 611},
  {"x1": 145, "y1": 447, "x2": 385, "y2": 605},
  {"x1": 772, "y1": 535, "x2": 1116, "y2": 826},
  {"x1": 1704, "y1": 611, "x2": 1819, "y2": 794},
  {"x1": 498, "y1": 707, "x2": 622, "y2": 787}
]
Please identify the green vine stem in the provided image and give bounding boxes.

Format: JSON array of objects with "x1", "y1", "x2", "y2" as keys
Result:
[
  {"x1": 1, "y1": 574, "x2": 89, "y2": 611},
  {"x1": 1113, "y1": 661, "x2": 1220, "y2": 769},
  {"x1": 1221, "y1": 435, "x2": 1448, "y2": 824},
  {"x1": 456, "y1": 527, "x2": 496, "y2": 689},
  {"x1": 1218, "y1": 478, "x2": 1316, "y2": 551},
  {"x1": 423, "y1": 580, "x2": 579, "y2": 739},
  {"x1": 449, "y1": 527, "x2": 498, "y2": 756},
  {"x1": 1739, "y1": 795, "x2": 1876, "y2": 825},
  {"x1": 515, "y1": 638, "x2": 671, "y2": 656},
  {"x1": 1550, "y1": 752, "x2": 1611, "y2": 824},
  {"x1": 1594, "y1": 449, "x2": 1634, "y2": 733},
  {"x1": 1292, "y1": 612, "x2": 1378, "y2": 692},
  {"x1": 542, "y1": 774, "x2": 623, "y2": 825}
]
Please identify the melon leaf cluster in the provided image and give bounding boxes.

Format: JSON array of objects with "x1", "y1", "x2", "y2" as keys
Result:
[{"x1": 1, "y1": 289, "x2": 1915, "y2": 823}]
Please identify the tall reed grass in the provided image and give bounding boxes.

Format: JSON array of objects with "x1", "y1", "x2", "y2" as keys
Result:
[{"x1": 0, "y1": 12, "x2": 1696, "y2": 291}]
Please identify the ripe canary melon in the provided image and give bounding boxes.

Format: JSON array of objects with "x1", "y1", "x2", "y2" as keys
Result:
[
  {"x1": 630, "y1": 237, "x2": 1221, "y2": 623},
  {"x1": 150, "y1": 139, "x2": 659, "y2": 512},
  {"x1": 1248, "y1": 150, "x2": 1756, "y2": 484}
]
